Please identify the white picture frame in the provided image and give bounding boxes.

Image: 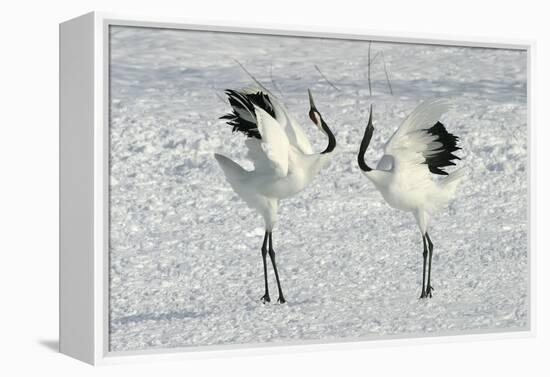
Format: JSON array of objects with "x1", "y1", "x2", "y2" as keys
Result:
[{"x1": 59, "y1": 11, "x2": 535, "y2": 365}]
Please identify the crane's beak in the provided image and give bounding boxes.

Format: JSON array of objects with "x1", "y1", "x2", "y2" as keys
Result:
[
  {"x1": 367, "y1": 104, "x2": 374, "y2": 131},
  {"x1": 308, "y1": 89, "x2": 316, "y2": 110},
  {"x1": 358, "y1": 104, "x2": 375, "y2": 172}
]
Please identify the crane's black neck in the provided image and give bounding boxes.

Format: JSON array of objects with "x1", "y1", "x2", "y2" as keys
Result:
[
  {"x1": 308, "y1": 89, "x2": 335, "y2": 155},
  {"x1": 321, "y1": 119, "x2": 336, "y2": 154},
  {"x1": 358, "y1": 106, "x2": 374, "y2": 172}
]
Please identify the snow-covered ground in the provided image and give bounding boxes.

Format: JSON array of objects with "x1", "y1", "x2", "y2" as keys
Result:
[{"x1": 108, "y1": 26, "x2": 528, "y2": 352}]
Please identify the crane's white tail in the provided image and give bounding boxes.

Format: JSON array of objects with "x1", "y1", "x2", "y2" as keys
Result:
[
  {"x1": 428, "y1": 167, "x2": 466, "y2": 214},
  {"x1": 214, "y1": 153, "x2": 247, "y2": 187}
]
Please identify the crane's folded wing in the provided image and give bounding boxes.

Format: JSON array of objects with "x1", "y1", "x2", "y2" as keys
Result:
[
  {"x1": 383, "y1": 99, "x2": 460, "y2": 175},
  {"x1": 254, "y1": 106, "x2": 290, "y2": 177},
  {"x1": 241, "y1": 87, "x2": 314, "y2": 155}
]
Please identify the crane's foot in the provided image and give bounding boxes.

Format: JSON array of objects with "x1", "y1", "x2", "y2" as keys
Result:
[
  {"x1": 419, "y1": 290, "x2": 427, "y2": 299},
  {"x1": 426, "y1": 285, "x2": 434, "y2": 298},
  {"x1": 261, "y1": 293, "x2": 271, "y2": 304},
  {"x1": 277, "y1": 296, "x2": 286, "y2": 304}
]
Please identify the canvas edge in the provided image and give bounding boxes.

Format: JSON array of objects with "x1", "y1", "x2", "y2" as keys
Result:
[
  {"x1": 97, "y1": 10, "x2": 533, "y2": 50},
  {"x1": 526, "y1": 41, "x2": 536, "y2": 341},
  {"x1": 58, "y1": 10, "x2": 536, "y2": 366},
  {"x1": 59, "y1": 11, "x2": 97, "y2": 365}
]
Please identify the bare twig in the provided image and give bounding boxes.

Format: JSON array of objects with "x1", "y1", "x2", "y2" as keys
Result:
[
  {"x1": 369, "y1": 51, "x2": 382, "y2": 65},
  {"x1": 215, "y1": 91, "x2": 227, "y2": 105},
  {"x1": 232, "y1": 58, "x2": 270, "y2": 93},
  {"x1": 381, "y1": 51, "x2": 394, "y2": 96},
  {"x1": 367, "y1": 41, "x2": 373, "y2": 96},
  {"x1": 314, "y1": 64, "x2": 341, "y2": 91},
  {"x1": 269, "y1": 63, "x2": 285, "y2": 98}
]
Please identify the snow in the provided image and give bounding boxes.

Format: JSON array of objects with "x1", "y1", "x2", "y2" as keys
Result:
[{"x1": 108, "y1": 26, "x2": 528, "y2": 352}]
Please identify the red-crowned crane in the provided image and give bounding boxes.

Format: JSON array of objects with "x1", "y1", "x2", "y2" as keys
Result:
[
  {"x1": 357, "y1": 100, "x2": 464, "y2": 298},
  {"x1": 215, "y1": 88, "x2": 336, "y2": 303}
]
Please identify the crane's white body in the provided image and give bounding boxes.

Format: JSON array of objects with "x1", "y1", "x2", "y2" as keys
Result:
[
  {"x1": 215, "y1": 145, "x2": 332, "y2": 230},
  {"x1": 363, "y1": 99, "x2": 465, "y2": 233},
  {"x1": 215, "y1": 93, "x2": 334, "y2": 231}
]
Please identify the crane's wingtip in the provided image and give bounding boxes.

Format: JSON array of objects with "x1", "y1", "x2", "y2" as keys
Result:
[{"x1": 423, "y1": 97, "x2": 453, "y2": 110}]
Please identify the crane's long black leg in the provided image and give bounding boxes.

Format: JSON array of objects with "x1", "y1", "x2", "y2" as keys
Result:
[
  {"x1": 420, "y1": 235, "x2": 428, "y2": 299},
  {"x1": 260, "y1": 231, "x2": 270, "y2": 303},
  {"x1": 425, "y1": 232, "x2": 434, "y2": 298},
  {"x1": 268, "y1": 232, "x2": 286, "y2": 304}
]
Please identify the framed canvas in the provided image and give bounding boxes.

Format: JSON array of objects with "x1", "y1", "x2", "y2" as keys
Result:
[{"x1": 59, "y1": 12, "x2": 535, "y2": 365}]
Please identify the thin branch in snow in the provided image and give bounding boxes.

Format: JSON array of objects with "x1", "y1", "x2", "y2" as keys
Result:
[
  {"x1": 232, "y1": 58, "x2": 270, "y2": 93},
  {"x1": 381, "y1": 51, "x2": 394, "y2": 96},
  {"x1": 367, "y1": 41, "x2": 373, "y2": 96},
  {"x1": 270, "y1": 63, "x2": 285, "y2": 98},
  {"x1": 215, "y1": 91, "x2": 227, "y2": 105},
  {"x1": 369, "y1": 51, "x2": 382, "y2": 65},
  {"x1": 314, "y1": 64, "x2": 341, "y2": 91}
]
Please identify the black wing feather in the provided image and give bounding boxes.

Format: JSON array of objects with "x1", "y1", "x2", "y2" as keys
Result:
[
  {"x1": 219, "y1": 89, "x2": 276, "y2": 139},
  {"x1": 423, "y1": 121, "x2": 461, "y2": 176}
]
